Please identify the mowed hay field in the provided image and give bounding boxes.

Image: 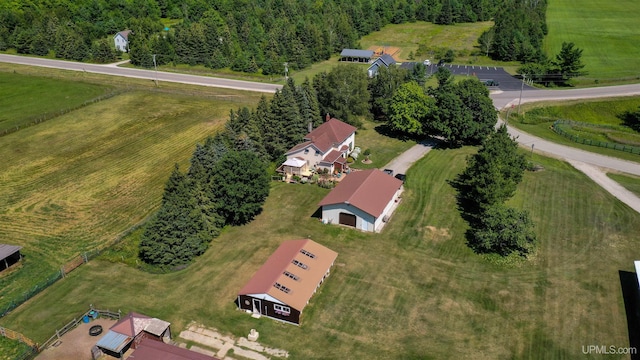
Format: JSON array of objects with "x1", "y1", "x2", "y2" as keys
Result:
[
  {"x1": 545, "y1": 0, "x2": 640, "y2": 83},
  {"x1": 0, "y1": 72, "x2": 112, "y2": 134},
  {"x1": 3, "y1": 148, "x2": 639, "y2": 359},
  {"x1": 0, "y1": 76, "x2": 262, "y2": 312}
]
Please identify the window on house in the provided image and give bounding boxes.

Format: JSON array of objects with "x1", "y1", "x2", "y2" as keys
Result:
[
  {"x1": 274, "y1": 304, "x2": 291, "y2": 315},
  {"x1": 274, "y1": 282, "x2": 291, "y2": 293},
  {"x1": 283, "y1": 271, "x2": 299, "y2": 281},
  {"x1": 292, "y1": 259, "x2": 308, "y2": 269},
  {"x1": 300, "y1": 249, "x2": 316, "y2": 259},
  {"x1": 304, "y1": 149, "x2": 309, "y2": 154},
  {"x1": 315, "y1": 150, "x2": 320, "y2": 155}
]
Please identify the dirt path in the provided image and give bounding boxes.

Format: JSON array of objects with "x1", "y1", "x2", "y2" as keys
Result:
[{"x1": 566, "y1": 160, "x2": 640, "y2": 213}]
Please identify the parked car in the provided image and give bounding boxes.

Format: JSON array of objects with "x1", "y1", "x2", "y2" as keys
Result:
[
  {"x1": 383, "y1": 169, "x2": 394, "y2": 176},
  {"x1": 437, "y1": 59, "x2": 446, "y2": 66},
  {"x1": 423, "y1": 59, "x2": 431, "y2": 66},
  {"x1": 480, "y1": 79, "x2": 500, "y2": 87},
  {"x1": 394, "y1": 173, "x2": 406, "y2": 183}
]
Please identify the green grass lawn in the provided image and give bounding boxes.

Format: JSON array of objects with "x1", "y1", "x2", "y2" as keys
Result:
[
  {"x1": 0, "y1": 336, "x2": 31, "y2": 360},
  {"x1": 608, "y1": 172, "x2": 640, "y2": 197},
  {"x1": 348, "y1": 119, "x2": 417, "y2": 170},
  {"x1": 2, "y1": 146, "x2": 638, "y2": 359},
  {"x1": 0, "y1": 72, "x2": 112, "y2": 135},
  {"x1": 545, "y1": 0, "x2": 640, "y2": 85},
  {"x1": 506, "y1": 97, "x2": 640, "y2": 162},
  {"x1": 0, "y1": 71, "x2": 263, "y2": 314}
]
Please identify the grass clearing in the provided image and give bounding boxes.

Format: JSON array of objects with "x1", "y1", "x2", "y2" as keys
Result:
[
  {"x1": 2, "y1": 147, "x2": 639, "y2": 359},
  {"x1": 348, "y1": 119, "x2": 417, "y2": 170},
  {"x1": 506, "y1": 97, "x2": 640, "y2": 162},
  {"x1": 0, "y1": 72, "x2": 112, "y2": 134},
  {"x1": 545, "y1": 0, "x2": 640, "y2": 85},
  {"x1": 0, "y1": 73, "x2": 263, "y2": 313},
  {"x1": 608, "y1": 172, "x2": 640, "y2": 198},
  {"x1": 0, "y1": 336, "x2": 30, "y2": 360}
]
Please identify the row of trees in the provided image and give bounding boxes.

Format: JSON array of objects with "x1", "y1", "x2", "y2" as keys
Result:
[
  {"x1": 385, "y1": 67, "x2": 497, "y2": 146},
  {"x1": 139, "y1": 140, "x2": 270, "y2": 267},
  {"x1": 451, "y1": 125, "x2": 536, "y2": 257},
  {"x1": 1, "y1": 0, "x2": 500, "y2": 71}
]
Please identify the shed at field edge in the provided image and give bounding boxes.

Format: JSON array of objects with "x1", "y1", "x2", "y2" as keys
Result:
[{"x1": 0, "y1": 244, "x2": 22, "y2": 272}]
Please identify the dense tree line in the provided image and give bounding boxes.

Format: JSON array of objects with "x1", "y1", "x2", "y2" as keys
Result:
[
  {"x1": 1, "y1": 0, "x2": 499, "y2": 70},
  {"x1": 480, "y1": 0, "x2": 548, "y2": 63},
  {"x1": 451, "y1": 125, "x2": 536, "y2": 257}
]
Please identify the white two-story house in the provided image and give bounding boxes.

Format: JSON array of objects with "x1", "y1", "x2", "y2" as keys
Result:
[
  {"x1": 279, "y1": 117, "x2": 356, "y2": 177},
  {"x1": 113, "y1": 30, "x2": 132, "y2": 52}
]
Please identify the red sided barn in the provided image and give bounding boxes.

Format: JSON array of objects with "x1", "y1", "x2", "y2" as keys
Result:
[{"x1": 237, "y1": 239, "x2": 338, "y2": 326}]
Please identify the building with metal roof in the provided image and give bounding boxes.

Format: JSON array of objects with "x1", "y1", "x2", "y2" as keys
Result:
[
  {"x1": 237, "y1": 239, "x2": 338, "y2": 325},
  {"x1": 128, "y1": 338, "x2": 218, "y2": 360},
  {"x1": 0, "y1": 244, "x2": 22, "y2": 272},
  {"x1": 340, "y1": 49, "x2": 374, "y2": 63},
  {"x1": 318, "y1": 169, "x2": 403, "y2": 232}
]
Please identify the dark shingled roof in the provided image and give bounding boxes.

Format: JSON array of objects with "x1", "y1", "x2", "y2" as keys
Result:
[{"x1": 340, "y1": 49, "x2": 374, "y2": 58}]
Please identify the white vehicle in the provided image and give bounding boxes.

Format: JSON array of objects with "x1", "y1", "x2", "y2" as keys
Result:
[{"x1": 423, "y1": 59, "x2": 431, "y2": 66}]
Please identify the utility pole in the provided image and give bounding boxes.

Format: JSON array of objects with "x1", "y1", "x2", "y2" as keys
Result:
[
  {"x1": 152, "y1": 54, "x2": 158, "y2": 87},
  {"x1": 518, "y1": 74, "x2": 526, "y2": 115}
]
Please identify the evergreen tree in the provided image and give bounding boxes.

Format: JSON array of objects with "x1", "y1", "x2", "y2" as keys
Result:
[
  {"x1": 211, "y1": 150, "x2": 270, "y2": 225},
  {"x1": 139, "y1": 165, "x2": 216, "y2": 266}
]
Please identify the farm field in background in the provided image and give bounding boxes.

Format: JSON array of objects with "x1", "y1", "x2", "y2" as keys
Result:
[
  {"x1": 0, "y1": 73, "x2": 263, "y2": 314},
  {"x1": 2, "y1": 147, "x2": 639, "y2": 359},
  {"x1": 506, "y1": 97, "x2": 640, "y2": 163},
  {"x1": 0, "y1": 72, "x2": 111, "y2": 134},
  {"x1": 545, "y1": 0, "x2": 640, "y2": 85}
]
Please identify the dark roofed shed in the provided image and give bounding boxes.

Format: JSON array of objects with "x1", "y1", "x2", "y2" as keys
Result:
[{"x1": 0, "y1": 244, "x2": 22, "y2": 271}]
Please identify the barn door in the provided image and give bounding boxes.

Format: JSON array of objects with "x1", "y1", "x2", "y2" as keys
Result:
[{"x1": 339, "y1": 212, "x2": 356, "y2": 227}]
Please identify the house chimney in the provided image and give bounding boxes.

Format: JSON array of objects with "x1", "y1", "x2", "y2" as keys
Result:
[
  {"x1": 308, "y1": 120, "x2": 313, "y2": 133},
  {"x1": 325, "y1": 113, "x2": 330, "y2": 122}
]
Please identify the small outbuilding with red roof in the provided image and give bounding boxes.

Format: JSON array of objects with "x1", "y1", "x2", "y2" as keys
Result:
[
  {"x1": 237, "y1": 239, "x2": 338, "y2": 326},
  {"x1": 318, "y1": 169, "x2": 403, "y2": 232}
]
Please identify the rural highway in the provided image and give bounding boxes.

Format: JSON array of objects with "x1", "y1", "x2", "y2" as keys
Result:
[
  {"x1": 0, "y1": 54, "x2": 281, "y2": 93},
  {"x1": 1, "y1": 54, "x2": 638, "y2": 176}
]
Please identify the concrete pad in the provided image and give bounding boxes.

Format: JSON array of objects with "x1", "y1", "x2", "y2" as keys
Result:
[
  {"x1": 231, "y1": 346, "x2": 270, "y2": 360},
  {"x1": 237, "y1": 337, "x2": 264, "y2": 352},
  {"x1": 216, "y1": 341, "x2": 234, "y2": 359},
  {"x1": 189, "y1": 345, "x2": 217, "y2": 357}
]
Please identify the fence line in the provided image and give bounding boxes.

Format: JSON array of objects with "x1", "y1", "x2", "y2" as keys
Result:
[
  {"x1": 38, "y1": 307, "x2": 121, "y2": 351},
  {"x1": 1, "y1": 306, "x2": 122, "y2": 360},
  {"x1": 0, "y1": 90, "x2": 122, "y2": 138},
  {"x1": 0, "y1": 219, "x2": 142, "y2": 319},
  {"x1": 552, "y1": 120, "x2": 640, "y2": 155}
]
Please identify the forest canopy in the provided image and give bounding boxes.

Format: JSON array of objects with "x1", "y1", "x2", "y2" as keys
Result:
[{"x1": 0, "y1": 0, "x2": 501, "y2": 69}]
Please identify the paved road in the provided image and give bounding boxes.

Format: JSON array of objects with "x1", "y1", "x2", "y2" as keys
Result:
[
  {"x1": 490, "y1": 88, "x2": 640, "y2": 177},
  {"x1": 1, "y1": 53, "x2": 638, "y2": 176},
  {"x1": 0, "y1": 54, "x2": 282, "y2": 93}
]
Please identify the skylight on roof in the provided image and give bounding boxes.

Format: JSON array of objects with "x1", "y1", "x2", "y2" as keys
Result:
[
  {"x1": 300, "y1": 249, "x2": 316, "y2": 259},
  {"x1": 274, "y1": 282, "x2": 291, "y2": 294},
  {"x1": 283, "y1": 271, "x2": 300, "y2": 281},
  {"x1": 292, "y1": 259, "x2": 308, "y2": 269}
]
